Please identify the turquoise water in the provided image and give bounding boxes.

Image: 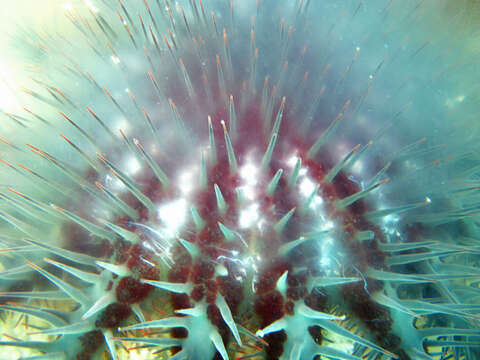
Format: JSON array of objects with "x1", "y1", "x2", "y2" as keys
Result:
[{"x1": 0, "y1": 1, "x2": 479, "y2": 359}]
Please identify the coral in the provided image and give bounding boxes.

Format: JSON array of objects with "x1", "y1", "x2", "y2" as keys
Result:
[{"x1": 0, "y1": 0, "x2": 479, "y2": 359}]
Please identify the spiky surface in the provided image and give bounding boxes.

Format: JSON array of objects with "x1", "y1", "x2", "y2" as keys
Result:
[{"x1": 0, "y1": 0, "x2": 480, "y2": 359}]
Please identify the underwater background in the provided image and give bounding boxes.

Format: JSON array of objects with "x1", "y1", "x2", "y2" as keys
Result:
[{"x1": 0, "y1": 0, "x2": 480, "y2": 359}]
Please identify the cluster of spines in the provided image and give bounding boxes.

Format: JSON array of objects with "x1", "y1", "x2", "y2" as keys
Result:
[{"x1": 0, "y1": 0, "x2": 479, "y2": 360}]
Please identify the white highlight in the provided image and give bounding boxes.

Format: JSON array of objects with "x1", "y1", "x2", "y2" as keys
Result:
[
  {"x1": 320, "y1": 256, "x2": 331, "y2": 269},
  {"x1": 319, "y1": 235, "x2": 338, "y2": 275},
  {"x1": 104, "y1": 174, "x2": 124, "y2": 192},
  {"x1": 291, "y1": 165, "x2": 341, "y2": 275},
  {"x1": 179, "y1": 169, "x2": 197, "y2": 195},
  {"x1": 125, "y1": 156, "x2": 141, "y2": 175},
  {"x1": 299, "y1": 177, "x2": 316, "y2": 197},
  {"x1": 240, "y1": 162, "x2": 258, "y2": 185},
  {"x1": 114, "y1": 120, "x2": 130, "y2": 134},
  {"x1": 61, "y1": 2, "x2": 73, "y2": 11},
  {"x1": 239, "y1": 185, "x2": 255, "y2": 201},
  {"x1": 85, "y1": 0, "x2": 99, "y2": 12},
  {"x1": 157, "y1": 198, "x2": 188, "y2": 237},
  {"x1": 312, "y1": 194, "x2": 324, "y2": 207},
  {"x1": 239, "y1": 203, "x2": 259, "y2": 229},
  {"x1": 287, "y1": 155, "x2": 298, "y2": 167},
  {"x1": 381, "y1": 214, "x2": 401, "y2": 239},
  {"x1": 322, "y1": 220, "x2": 334, "y2": 231},
  {"x1": 237, "y1": 161, "x2": 260, "y2": 202}
]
